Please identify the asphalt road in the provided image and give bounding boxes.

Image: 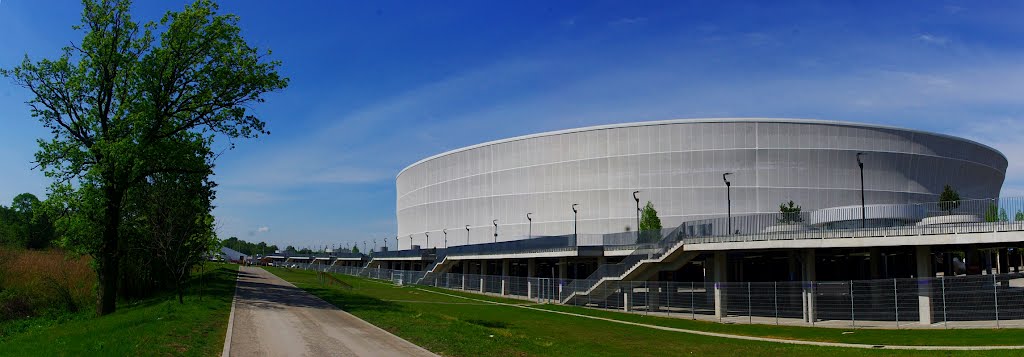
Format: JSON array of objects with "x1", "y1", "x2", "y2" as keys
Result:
[{"x1": 227, "y1": 266, "x2": 437, "y2": 357}]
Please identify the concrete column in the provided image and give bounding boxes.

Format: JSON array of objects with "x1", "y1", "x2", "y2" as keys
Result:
[
  {"x1": 479, "y1": 260, "x2": 487, "y2": 293},
  {"x1": 527, "y1": 259, "x2": 536, "y2": 298},
  {"x1": 501, "y1": 259, "x2": 510, "y2": 295},
  {"x1": 985, "y1": 250, "x2": 994, "y2": 275},
  {"x1": 869, "y1": 247, "x2": 881, "y2": 279},
  {"x1": 713, "y1": 251, "x2": 727, "y2": 319},
  {"x1": 967, "y1": 247, "x2": 981, "y2": 275},
  {"x1": 787, "y1": 251, "x2": 797, "y2": 281},
  {"x1": 944, "y1": 253, "x2": 954, "y2": 277},
  {"x1": 916, "y1": 245, "x2": 933, "y2": 325},
  {"x1": 998, "y1": 248, "x2": 1009, "y2": 275},
  {"x1": 559, "y1": 258, "x2": 568, "y2": 280},
  {"x1": 802, "y1": 249, "x2": 817, "y2": 323},
  {"x1": 623, "y1": 291, "x2": 631, "y2": 312}
]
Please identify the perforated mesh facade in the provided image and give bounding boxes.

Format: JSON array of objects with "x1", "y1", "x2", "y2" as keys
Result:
[{"x1": 395, "y1": 119, "x2": 1006, "y2": 249}]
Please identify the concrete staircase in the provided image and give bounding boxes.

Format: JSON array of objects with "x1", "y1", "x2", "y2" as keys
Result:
[
  {"x1": 561, "y1": 225, "x2": 698, "y2": 305},
  {"x1": 416, "y1": 254, "x2": 453, "y2": 284}
]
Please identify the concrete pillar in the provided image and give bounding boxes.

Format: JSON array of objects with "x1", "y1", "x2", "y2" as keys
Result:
[
  {"x1": 787, "y1": 251, "x2": 797, "y2": 281},
  {"x1": 527, "y1": 259, "x2": 536, "y2": 298},
  {"x1": 967, "y1": 247, "x2": 981, "y2": 275},
  {"x1": 802, "y1": 249, "x2": 817, "y2": 323},
  {"x1": 501, "y1": 259, "x2": 510, "y2": 295},
  {"x1": 869, "y1": 247, "x2": 881, "y2": 279},
  {"x1": 916, "y1": 245, "x2": 933, "y2": 325},
  {"x1": 985, "y1": 250, "x2": 994, "y2": 275},
  {"x1": 623, "y1": 291, "x2": 631, "y2": 312},
  {"x1": 944, "y1": 252, "x2": 954, "y2": 277},
  {"x1": 713, "y1": 251, "x2": 727, "y2": 319},
  {"x1": 559, "y1": 258, "x2": 568, "y2": 280},
  {"x1": 479, "y1": 260, "x2": 487, "y2": 293},
  {"x1": 998, "y1": 248, "x2": 1009, "y2": 275}
]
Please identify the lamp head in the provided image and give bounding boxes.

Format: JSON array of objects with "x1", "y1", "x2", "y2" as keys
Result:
[
  {"x1": 723, "y1": 172, "x2": 733, "y2": 184},
  {"x1": 572, "y1": 203, "x2": 578, "y2": 213},
  {"x1": 527, "y1": 212, "x2": 532, "y2": 221}
]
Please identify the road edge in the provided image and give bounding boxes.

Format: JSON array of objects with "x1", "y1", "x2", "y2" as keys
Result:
[{"x1": 221, "y1": 266, "x2": 241, "y2": 357}]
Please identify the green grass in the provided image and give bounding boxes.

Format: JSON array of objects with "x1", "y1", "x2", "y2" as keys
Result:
[
  {"x1": 265, "y1": 267, "x2": 1024, "y2": 356},
  {"x1": 532, "y1": 303, "x2": 1024, "y2": 347},
  {"x1": 0, "y1": 263, "x2": 238, "y2": 357}
]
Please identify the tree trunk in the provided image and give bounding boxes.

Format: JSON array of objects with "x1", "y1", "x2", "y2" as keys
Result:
[{"x1": 96, "y1": 186, "x2": 124, "y2": 316}]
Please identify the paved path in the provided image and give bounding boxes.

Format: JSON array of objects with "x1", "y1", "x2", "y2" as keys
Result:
[{"x1": 226, "y1": 266, "x2": 437, "y2": 357}]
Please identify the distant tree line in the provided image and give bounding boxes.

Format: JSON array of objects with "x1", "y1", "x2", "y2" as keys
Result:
[{"x1": 223, "y1": 237, "x2": 279, "y2": 257}]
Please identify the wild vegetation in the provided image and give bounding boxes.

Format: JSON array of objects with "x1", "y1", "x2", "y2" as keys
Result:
[
  {"x1": 0, "y1": 249, "x2": 93, "y2": 323},
  {"x1": 1, "y1": 263, "x2": 238, "y2": 356}
]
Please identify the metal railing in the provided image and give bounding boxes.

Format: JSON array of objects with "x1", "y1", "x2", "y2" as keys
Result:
[{"x1": 295, "y1": 261, "x2": 1024, "y2": 328}]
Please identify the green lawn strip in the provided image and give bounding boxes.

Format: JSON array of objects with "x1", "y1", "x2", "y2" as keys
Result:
[
  {"x1": 534, "y1": 303, "x2": 1024, "y2": 347},
  {"x1": 0, "y1": 263, "x2": 238, "y2": 357},
  {"x1": 265, "y1": 267, "x2": 1000, "y2": 357}
]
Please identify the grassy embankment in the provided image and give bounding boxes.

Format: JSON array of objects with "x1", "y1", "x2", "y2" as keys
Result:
[
  {"x1": 266, "y1": 267, "x2": 1024, "y2": 356},
  {"x1": 0, "y1": 251, "x2": 237, "y2": 357}
]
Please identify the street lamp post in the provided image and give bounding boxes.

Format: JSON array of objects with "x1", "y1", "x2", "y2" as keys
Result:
[
  {"x1": 372, "y1": 239, "x2": 376, "y2": 253},
  {"x1": 857, "y1": 152, "x2": 866, "y2": 229},
  {"x1": 633, "y1": 191, "x2": 641, "y2": 241},
  {"x1": 493, "y1": 219, "x2": 498, "y2": 243},
  {"x1": 363, "y1": 241, "x2": 367, "y2": 253},
  {"x1": 443, "y1": 229, "x2": 447, "y2": 248},
  {"x1": 526, "y1": 213, "x2": 532, "y2": 240},
  {"x1": 572, "y1": 204, "x2": 579, "y2": 242},
  {"x1": 409, "y1": 235, "x2": 413, "y2": 249},
  {"x1": 723, "y1": 173, "x2": 733, "y2": 235},
  {"x1": 425, "y1": 232, "x2": 430, "y2": 249},
  {"x1": 465, "y1": 225, "x2": 470, "y2": 245}
]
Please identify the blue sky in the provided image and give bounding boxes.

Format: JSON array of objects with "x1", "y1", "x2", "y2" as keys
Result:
[{"x1": 2, "y1": 1, "x2": 1023, "y2": 250}]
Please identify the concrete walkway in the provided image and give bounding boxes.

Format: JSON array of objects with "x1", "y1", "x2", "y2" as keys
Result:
[{"x1": 225, "y1": 266, "x2": 437, "y2": 357}]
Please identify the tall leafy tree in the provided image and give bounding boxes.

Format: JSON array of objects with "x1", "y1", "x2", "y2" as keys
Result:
[{"x1": 2, "y1": 0, "x2": 287, "y2": 315}]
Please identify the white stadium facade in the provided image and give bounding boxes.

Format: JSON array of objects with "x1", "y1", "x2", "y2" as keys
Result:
[{"x1": 397, "y1": 118, "x2": 1006, "y2": 248}]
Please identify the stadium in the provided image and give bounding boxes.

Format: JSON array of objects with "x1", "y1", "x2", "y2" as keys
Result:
[
  {"x1": 286, "y1": 118, "x2": 1024, "y2": 327},
  {"x1": 397, "y1": 118, "x2": 1006, "y2": 246}
]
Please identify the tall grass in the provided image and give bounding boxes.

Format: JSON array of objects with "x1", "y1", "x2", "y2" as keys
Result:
[{"x1": 0, "y1": 247, "x2": 94, "y2": 321}]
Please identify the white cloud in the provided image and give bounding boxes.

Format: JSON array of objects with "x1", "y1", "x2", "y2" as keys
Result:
[
  {"x1": 257, "y1": 226, "x2": 270, "y2": 233},
  {"x1": 917, "y1": 33, "x2": 949, "y2": 45}
]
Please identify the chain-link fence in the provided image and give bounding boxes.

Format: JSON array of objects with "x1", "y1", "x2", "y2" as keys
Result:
[{"x1": 287, "y1": 261, "x2": 1024, "y2": 329}]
